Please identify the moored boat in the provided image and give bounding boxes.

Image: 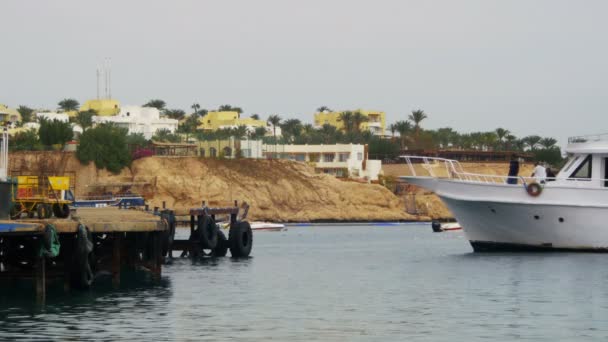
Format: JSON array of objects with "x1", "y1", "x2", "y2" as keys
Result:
[{"x1": 401, "y1": 133, "x2": 608, "y2": 252}]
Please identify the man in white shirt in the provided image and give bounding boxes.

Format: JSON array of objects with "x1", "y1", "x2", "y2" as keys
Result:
[{"x1": 531, "y1": 162, "x2": 547, "y2": 184}]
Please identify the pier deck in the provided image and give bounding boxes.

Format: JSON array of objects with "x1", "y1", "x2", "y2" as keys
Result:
[{"x1": 0, "y1": 207, "x2": 169, "y2": 302}]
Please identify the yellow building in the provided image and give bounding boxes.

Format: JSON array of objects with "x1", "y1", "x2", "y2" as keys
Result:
[
  {"x1": 0, "y1": 104, "x2": 21, "y2": 123},
  {"x1": 314, "y1": 110, "x2": 386, "y2": 136},
  {"x1": 79, "y1": 99, "x2": 120, "y2": 116},
  {"x1": 197, "y1": 111, "x2": 266, "y2": 131}
]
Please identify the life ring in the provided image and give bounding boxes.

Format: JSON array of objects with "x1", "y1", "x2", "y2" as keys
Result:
[{"x1": 526, "y1": 182, "x2": 543, "y2": 197}]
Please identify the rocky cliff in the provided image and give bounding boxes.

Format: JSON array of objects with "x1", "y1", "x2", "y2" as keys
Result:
[{"x1": 9, "y1": 152, "x2": 412, "y2": 222}]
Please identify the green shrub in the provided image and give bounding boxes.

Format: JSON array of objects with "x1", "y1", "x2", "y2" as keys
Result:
[
  {"x1": 38, "y1": 118, "x2": 73, "y2": 147},
  {"x1": 76, "y1": 123, "x2": 131, "y2": 173}
]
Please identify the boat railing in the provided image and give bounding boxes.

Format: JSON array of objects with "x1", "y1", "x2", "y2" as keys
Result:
[
  {"x1": 400, "y1": 155, "x2": 608, "y2": 186},
  {"x1": 400, "y1": 156, "x2": 533, "y2": 185},
  {"x1": 568, "y1": 133, "x2": 608, "y2": 144},
  {"x1": 78, "y1": 193, "x2": 144, "y2": 201}
]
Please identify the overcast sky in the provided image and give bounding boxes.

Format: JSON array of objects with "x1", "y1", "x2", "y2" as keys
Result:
[{"x1": 2, "y1": 0, "x2": 607, "y2": 146}]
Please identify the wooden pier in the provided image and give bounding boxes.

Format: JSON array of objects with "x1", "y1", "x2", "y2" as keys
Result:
[{"x1": 0, "y1": 207, "x2": 169, "y2": 302}]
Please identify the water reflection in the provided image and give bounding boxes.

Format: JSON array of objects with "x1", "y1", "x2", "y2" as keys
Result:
[{"x1": 2, "y1": 226, "x2": 608, "y2": 340}]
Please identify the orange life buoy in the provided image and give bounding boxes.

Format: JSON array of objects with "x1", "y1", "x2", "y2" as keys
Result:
[{"x1": 526, "y1": 182, "x2": 542, "y2": 197}]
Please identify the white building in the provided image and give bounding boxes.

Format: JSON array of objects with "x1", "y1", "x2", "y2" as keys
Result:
[
  {"x1": 36, "y1": 112, "x2": 70, "y2": 123},
  {"x1": 261, "y1": 143, "x2": 382, "y2": 181},
  {"x1": 93, "y1": 106, "x2": 178, "y2": 139}
]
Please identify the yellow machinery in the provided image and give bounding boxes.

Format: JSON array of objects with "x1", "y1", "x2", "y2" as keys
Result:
[{"x1": 12, "y1": 176, "x2": 73, "y2": 219}]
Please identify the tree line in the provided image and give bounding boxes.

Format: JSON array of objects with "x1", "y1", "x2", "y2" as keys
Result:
[{"x1": 10, "y1": 99, "x2": 564, "y2": 172}]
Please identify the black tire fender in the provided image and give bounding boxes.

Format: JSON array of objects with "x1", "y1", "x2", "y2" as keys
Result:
[
  {"x1": 197, "y1": 215, "x2": 218, "y2": 250},
  {"x1": 229, "y1": 221, "x2": 253, "y2": 258},
  {"x1": 212, "y1": 230, "x2": 229, "y2": 257}
]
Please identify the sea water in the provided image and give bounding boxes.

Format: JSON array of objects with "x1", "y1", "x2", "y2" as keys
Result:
[{"x1": 1, "y1": 224, "x2": 607, "y2": 341}]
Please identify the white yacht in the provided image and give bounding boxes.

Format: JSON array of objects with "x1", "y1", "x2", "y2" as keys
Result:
[{"x1": 400, "y1": 133, "x2": 608, "y2": 252}]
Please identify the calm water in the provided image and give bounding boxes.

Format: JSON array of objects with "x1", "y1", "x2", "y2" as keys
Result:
[{"x1": 2, "y1": 224, "x2": 608, "y2": 341}]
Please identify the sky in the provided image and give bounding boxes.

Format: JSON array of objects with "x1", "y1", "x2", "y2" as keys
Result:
[{"x1": 1, "y1": 0, "x2": 607, "y2": 147}]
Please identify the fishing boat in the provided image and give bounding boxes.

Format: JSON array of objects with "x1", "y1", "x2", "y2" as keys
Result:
[
  {"x1": 250, "y1": 222, "x2": 286, "y2": 231},
  {"x1": 69, "y1": 183, "x2": 147, "y2": 208},
  {"x1": 431, "y1": 221, "x2": 462, "y2": 232},
  {"x1": 401, "y1": 133, "x2": 608, "y2": 252},
  {"x1": 70, "y1": 192, "x2": 145, "y2": 208}
]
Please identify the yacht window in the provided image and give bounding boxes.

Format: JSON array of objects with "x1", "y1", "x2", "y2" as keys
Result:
[
  {"x1": 570, "y1": 155, "x2": 592, "y2": 179},
  {"x1": 561, "y1": 156, "x2": 579, "y2": 173}
]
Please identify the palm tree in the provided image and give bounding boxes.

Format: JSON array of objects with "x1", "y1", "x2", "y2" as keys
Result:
[
  {"x1": 232, "y1": 125, "x2": 248, "y2": 140},
  {"x1": 495, "y1": 128, "x2": 510, "y2": 150},
  {"x1": 267, "y1": 114, "x2": 281, "y2": 158},
  {"x1": 143, "y1": 99, "x2": 166, "y2": 111},
  {"x1": 218, "y1": 104, "x2": 243, "y2": 113},
  {"x1": 505, "y1": 134, "x2": 517, "y2": 150},
  {"x1": 75, "y1": 110, "x2": 95, "y2": 131},
  {"x1": 281, "y1": 118, "x2": 302, "y2": 143},
  {"x1": 351, "y1": 111, "x2": 369, "y2": 133},
  {"x1": 394, "y1": 120, "x2": 412, "y2": 149},
  {"x1": 338, "y1": 111, "x2": 354, "y2": 134},
  {"x1": 539, "y1": 137, "x2": 558, "y2": 149},
  {"x1": 58, "y1": 98, "x2": 80, "y2": 112},
  {"x1": 164, "y1": 109, "x2": 186, "y2": 120},
  {"x1": 408, "y1": 109, "x2": 428, "y2": 136},
  {"x1": 191, "y1": 103, "x2": 200, "y2": 116},
  {"x1": 17, "y1": 105, "x2": 35, "y2": 123},
  {"x1": 389, "y1": 123, "x2": 396, "y2": 138},
  {"x1": 320, "y1": 124, "x2": 338, "y2": 144},
  {"x1": 301, "y1": 123, "x2": 316, "y2": 144},
  {"x1": 251, "y1": 126, "x2": 267, "y2": 140},
  {"x1": 250, "y1": 114, "x2": 260, "y2": 120},
  {"x1": 523, "y1": 135, "x2": 542, "y2": 150},
  {"x1": 436, "y1": 127, "x2": 455, "y2": 149},
  {"x1": 317, "y1": 106, "x2": 332, "y2": 113}
]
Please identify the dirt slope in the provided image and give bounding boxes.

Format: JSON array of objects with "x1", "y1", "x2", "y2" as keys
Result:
[{"x1": 9, "y1": 152, "x2": 412, "y2": 222}]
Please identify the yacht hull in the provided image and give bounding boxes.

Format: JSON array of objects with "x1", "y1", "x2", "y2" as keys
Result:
[{"x1": 403, "y1": 176, "x2": 608, "y2": 252}]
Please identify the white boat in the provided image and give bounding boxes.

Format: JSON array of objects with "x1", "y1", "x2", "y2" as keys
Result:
[
  {"x1": 401, "y1": 133, "x2": 608, "y2": 252},
  {"x1": 431, "y1": 221, "x2": 462, "y2": 232},
  {"x1": 221, "y1": 221, "x2": 286, "y2": 232},
  {"x1": 250, "y1": 222, "x2": 286, "y2": 231}
]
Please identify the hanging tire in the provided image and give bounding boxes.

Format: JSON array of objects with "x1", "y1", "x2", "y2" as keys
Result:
[
  {"x1": 71, "y1": 224, "x2": 94, "y2": 289},
  {"x1": 229, "y1": 221, "x2": 253, "y2": 257},
  {"x1": 197, "y1": 215, "x2": 218, "y2": 250},
  {"x1": 45, "y1": 204, "x2": 52, "y2": 218},
  {"x1": 212, "y1": 230, "x2": 228, "y2": 257},
  {"x1": 52, "y1": 203, "x2": 70, "y2": 218},
  {"x1": 161, "y1": 216, "x2": 176, "y2": 257},
  {"x1": 37, "y1": 203, "x2": 49, "y2": 219}
]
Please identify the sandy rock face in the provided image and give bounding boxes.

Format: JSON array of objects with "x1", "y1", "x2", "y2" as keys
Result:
[{"x1": 9, "y1": 152, "x2": 412, "y2": 222}]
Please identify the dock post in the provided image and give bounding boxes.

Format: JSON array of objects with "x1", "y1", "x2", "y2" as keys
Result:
[
  {"x1": 152, "y1": 231, "x2": 162, "y2": 281},
  {"x1": 35, "y1": 256, "x2": 46, "y2": 303},
  {"x1": 112, "y1": 233, "x2": 123, "y2": 288}
]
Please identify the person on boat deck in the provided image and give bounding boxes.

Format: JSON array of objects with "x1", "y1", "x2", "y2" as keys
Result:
[
  {"x1": 507, "y1": 154, "x2": 520, "y2": 184},
  {"x1": 546, "y1": 167, "x2": 556, "y2": 181},
  {"x1": 531, "y1": 162, "x2": 547, "y2": 184}
]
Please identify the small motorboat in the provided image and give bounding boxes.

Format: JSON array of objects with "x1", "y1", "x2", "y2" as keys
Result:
[
  {"x1": 250, "y1": 222, "x2": 286, "y2": 231},
  {"x1": 220, "y1": 221, "x2": 286, "y2": 232},
  {"x1": 431, "y1": 221, "x2": 462, "y2": 233}
]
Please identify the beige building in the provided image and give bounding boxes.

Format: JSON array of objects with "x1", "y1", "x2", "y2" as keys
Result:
[{"x1": 262, "y1": 143, "x2": 382, "y2": 180}]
